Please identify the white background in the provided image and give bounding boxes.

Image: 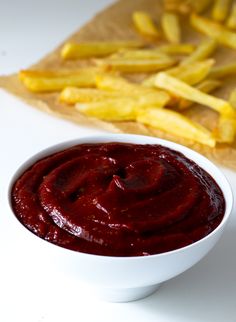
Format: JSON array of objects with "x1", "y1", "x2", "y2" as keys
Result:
[{"x1": 0, "y1": 1, "x2": 236, "y2": 321}]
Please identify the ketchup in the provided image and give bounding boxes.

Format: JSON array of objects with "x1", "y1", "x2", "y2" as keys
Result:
[{"x1": 11, "y1": 143, "x2": 225, "y2": 256}]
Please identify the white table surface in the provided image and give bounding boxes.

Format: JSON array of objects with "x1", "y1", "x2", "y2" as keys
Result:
[{"x1": 0, "y1": 1, "x2": 236, "y2": 321}]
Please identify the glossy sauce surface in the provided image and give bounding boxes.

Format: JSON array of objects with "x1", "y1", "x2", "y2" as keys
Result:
[{"x1": 12, "y1": 143, "x2": 225, "y2": 256}]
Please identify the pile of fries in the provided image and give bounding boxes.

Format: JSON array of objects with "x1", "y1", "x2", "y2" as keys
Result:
[{"x1": 18, "y1": 0, "x2": 236, "y2": 148}]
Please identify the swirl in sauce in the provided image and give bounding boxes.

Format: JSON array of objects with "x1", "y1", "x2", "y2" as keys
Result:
[{"x1": 11, "y1": 143, "x2": 225, "y2": 256}]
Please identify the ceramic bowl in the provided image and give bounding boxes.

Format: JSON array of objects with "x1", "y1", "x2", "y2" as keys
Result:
[{"x1": 8, "y1": 134, "x2": 233, "y2": 302}]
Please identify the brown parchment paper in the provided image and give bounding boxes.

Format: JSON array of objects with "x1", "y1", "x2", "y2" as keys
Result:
[{"x1": 1, "y1": 0, "x2": 236, "y2": 169}]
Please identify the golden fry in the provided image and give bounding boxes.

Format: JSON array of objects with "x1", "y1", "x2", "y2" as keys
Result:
[
  {"x1": 60, "y1": 87, "x2": 122, "y2": 104},
  {"x1": 96, "y1": 74, "x2": 138, "y2": 92},
  {"x1": 61, "y1": 41, "x2": 143, "y2": 59},
  {"x1": 161, "y1": 12, "x2": 181, "y2": 43},
  {"x1": 109, "y1": 49, "x2": 171, "y2": 60},
  {"x1": 154, "y1": 72, "x2": 236, "y2": 117},
  {"x1": 158, "y1": 43, "x2": 195, "y2": 55},
  {"x1": 178, "y1": 79, "x2": 222, "y2": 109},
  {"x1": 76, "y1": 98, "x2": 150, "y2": 121},
  {"x1": 143, "y1": 59, "x2": 214, "y2": 87},
  {"x1": 95, "y1": 56, "x2": 176, "y2": 73},
  {"x1": 95, "y1": 74, "x2": 170, "y2": 106},
  {"x1": 209, "y1": 63, "x2": 236, "y2": 78},
  {"x1": 76, "y1": 96, "x2": 165, "y2": 121},
  {"x1": 60, "y1": 85, "x2": 168, "y2": 108},
  {"x1": 226, "y1": 3, "x2": 236, "y2": 29},
  {"x1": 132, "y1": 11, "x2": 160, "y2": 38},
  {"x1": 137, "y1": 107, "x2": 216, "y2": 147},
  {"x1": 19, "y1": 68, "x2": 98, "y2": 92},
  {"x1": 167, "y1": 59, "x2": 214, "y2": 84},
  {"x1": 190, "y1": 13, "x2": 236, "y2": 49},
  {"x1": 212, "y1": 0, "x2": 232, "y2": 22},
  {"x1": 180, "y1": 38, "x2": 217, "y2": 65}
]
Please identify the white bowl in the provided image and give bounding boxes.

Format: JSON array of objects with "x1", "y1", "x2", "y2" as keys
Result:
[{"x1": 8, "y1": 134, "x2": 233, "y2": 302}]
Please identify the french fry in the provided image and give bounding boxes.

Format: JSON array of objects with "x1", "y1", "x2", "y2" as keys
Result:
[
  {"x1": 60, "y1": 87, "x2": 122, "y2": 104},
  {"x1": 154, "y1": 72, "x2": 236, "y2": 117},
  {"x1": 229, "y1": 88, "x2": 236, "y2": 108},
  {"x1": 190, "y1": 0, "x2": 213, "y2": 14},
  {"x1": 76, "y1": 97, "x2": 152, "y2": 121},
  {"x1": 95, "y1": 56, "x2": 176, "y2": 73},
  {"x1": 161, "y1": 12, "x2": 181, "y2": 43},
  {"x1": 208, "y1": 63, "x2": 236, "y2": 78},
  {"x1": 76, "y1": 100, "x2": 136, "y2": 121},
  {"x1": 190, "y1": 13, "x2": 236, "y2": 49},
  {"x1": 60, "y1": 85, "x2": 169, "y2": 107},
  {"x1": 178, "y1": 79, "x2": 222, "y2": 109},
  {"x1": 137, "y1": 107, "x2": 216, "y2": 147},
  {"x1": 158, "y1": 43, "x2": 195, "y2": 55},
  {"x1": 212, "y1": 0, "x2": 232, "y2": 23},
  {"x1": 180, "y1": 38, "x2": 217, "y2": 65},
  {"x1": 132, "y1": 11, "x2": 160, "y2": 38},
  {"x1": 167, "y1": 59, "x2": 214, "y2": 84},
  {"x1": 95, "y1": 74, "x2": 170, "y2": 106},
  {"x1": 19, "y1": 68, "x2": 99, "y2": 92},
  {"x1": 109, "y1": 49, "x2": 171, "y2": 60},
  {"x1": 61, "y1": 41, "x2": 144, "y2": 59},
  {"x1": 143, "y1": 59, "x2": 214, "y2": 87},
  {"x1": 214, "y1": 116, "x2": 235, "y2": 143},
  {"x1": 96, "y1": 73, "x2": 139, "y2": 92},
  {"x1": 226, "y1": 3, "x2": 236, "y2": 29},
  {"x1": 96, "y1": 73, "x2": 162, "y2": 93},
  {"x1": 141, "y1": 75, "x2": 159, "y2": 88},
  {"x1": 133, "y1": 93, "x2": 169, "y2": 107}
]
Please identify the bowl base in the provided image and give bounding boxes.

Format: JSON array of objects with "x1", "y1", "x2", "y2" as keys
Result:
[{"x1": 96, "y1": 283, "x2": 161, "y2": 302}]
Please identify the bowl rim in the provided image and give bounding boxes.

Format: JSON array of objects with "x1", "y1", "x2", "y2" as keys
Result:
[{"x1": 8, "y1": 134, "x2": 234, "y2": 261}]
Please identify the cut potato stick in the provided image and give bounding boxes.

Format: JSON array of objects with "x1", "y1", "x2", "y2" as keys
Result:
[
  {"x1": 212, "y1": 0, "x2": 232, "y2": 23},
  {"x1": 208, "y1": 63, "x2": 236, "y2": 78},
  {"x1": 178, "y1": 79, "x2": 222, "y2": 109},
  {"x1": 161, "y1": 12, "x2": 181, "y2": 43},
  {"x1": 158, "y1": 43, "x2": 195, "y2": 55},
  {"x1": 109, "y1": 49, "x2": 171, "y2": 60},
  {"x1": 76, "y1": 100, "x2": 136, "y2": 121},
  {"x1": 190, "y1": 0, "x2": 213, "y2": 14},
  {"x1": 19, "y1": 68, "x2": 99, "y2": 92},
  {"x1": 96, "y1": 73, "x2": 141, "y2": 92},
  {"x1": 141, "y1": 75, "x2": 159, "y2": 88},
  {"x1": 60, "y1": 87, "x2": 122, "y2": 104},
  {"x1": 76, "y1": 97, "x2": 153, "y2": 121},
  {"x1": 226, "y1": 3, "x2": 236, "y2": 29},
  {"x1": 95, "y1": 57, "x2": 176, "y2": 73},
  {"x1": 214, "y1": 116, "x2": 235, "y2": 143},
  {"x1": 60, "y1": 86, "x2": 168, "y2": 107},
  {"x1": 95, "y1": 74, "x2": 170, "y2": 106},
  {"x1": 180, "y1": 38, "x2": 217, "y2": 65},
  {"x1": 190, "y1": 13, "x2": 236, "y2": 49},
  {"x1": 137, "y1": 107, "x2": 216, "y2": 147},
  {"x1": 113, "y1": 45, "x2": 194, "y2": 60},
  {"x1": 96, "y1": 73, "x2": 159, "y2": 93},
  {"x1": 61, "y1": 41, "x2": 143, "y2": 59},
  {"x1": 143, "y1": 59, "x2": 214, "y2": 87},
  {"x1": 154, "y1": 72, "x2": 236, "y2": 117},
  {"x1": 167, "y1": 59, "x2": 214, "y2": 84},
  {"x1": 132, "y1": 11, "x2": 160, "y2": 38}
]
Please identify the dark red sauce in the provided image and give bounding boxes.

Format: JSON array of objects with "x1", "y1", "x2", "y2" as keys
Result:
[{"x1": 11, "y1": 143, "x2": 225, "y2": 256}]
